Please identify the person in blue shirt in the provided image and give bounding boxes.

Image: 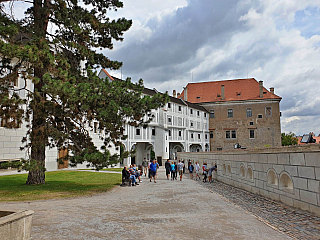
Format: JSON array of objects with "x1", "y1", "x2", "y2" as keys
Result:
[
  {"x1": 170, "y1": 162, "x2": 176, "y2": 181},
  {"x1": 188, "y1": 161, "x2": 194, "y2": 180},
  {"x1": 149, "y1": 159, "x2": 157, "y2": 183}
]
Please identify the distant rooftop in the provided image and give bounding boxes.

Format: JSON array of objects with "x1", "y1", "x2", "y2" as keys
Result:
[{"x1": 178, "y1": 78, "x2": 281, "y2": 103}]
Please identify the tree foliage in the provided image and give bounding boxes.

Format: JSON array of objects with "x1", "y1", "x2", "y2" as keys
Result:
[
  {"x1": 0, "y1": 1, "x2": 168, "y2": 184},
  {"x1": 281, "y1": 132, "x2": 298, "y2": 146}
]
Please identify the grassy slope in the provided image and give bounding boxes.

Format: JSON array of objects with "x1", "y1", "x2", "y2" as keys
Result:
[{"x1": 0, "y1": 171, "x2": 121, "y2": 202}]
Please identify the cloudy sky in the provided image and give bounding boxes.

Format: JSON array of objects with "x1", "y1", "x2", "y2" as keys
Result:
[
  {"x1": 4, "y1": 0, "x2": 320, "y2": 136},
  {"x1": 104, "y1": 0, "x2": 320, "y2": 136}
]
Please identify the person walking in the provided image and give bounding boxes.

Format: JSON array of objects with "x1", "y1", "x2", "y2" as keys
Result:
[
  {"x1": 182, "y1": 160, "x2": 185, "y2": 173},
  {"x1": 188, "y1": 161, "x2": 194, "y2": 179},
  {"x1": 165, "y1": 159, "x2": 171, "y2": 180},
  {"x1": 149, "y1": 159, "x2": 157, "y2": 183},
  {"x1": 177, "y1": 160, "x2": 184, "y2": 181},
  {"x1": 195, "y1": 162, "x2": 200, "y2": 181},
  {"x1": 170, "y1": 161, "x2": 176, "y2": 181},
  {"x1": 142, "y1": 158, "x2": 148, "y2": 177}
]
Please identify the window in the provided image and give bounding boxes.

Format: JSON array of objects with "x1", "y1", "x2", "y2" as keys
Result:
[
  {"x1": 168, "y1": 103, "x2": 171, "y2": 108},
  {"x1": 226, "y1": 130, "x2": 236, "y2": 139},
  {"x1": 136, "y1": 128, "x2": 141, "y2": 135},
  {"x1": 178, "y1": 106, "x2": 181, "y2": 112},
  {"x1": 198, "y1": 134, "x2": 201, "y2": 139},
  {"x1": 210, "y1": 131, "x2": 214, "y2": 138},
  {"x1": 190, "y1": 121, "x2": 194, "y2": 127},
  {"x1": 231, "y1": 130, "x2": 236, "y2": 138},
  {"x1": 179, "y1": 131, "x2": 182, "y2": 137},
  {"x1": 205, "y1": 134, "x2": 208, "y2": 140},
  {"x1": 197, "y1": 111, "x2": 200, "y2": 116},
  {"x1": 166, "y1": 147, "x2": 167, "y2": 152},
  {"x1": 209, "y1": 109, "x2": 214, "y2": 118},
  {"x1": 247, "y1": 108, "x2": 252, "y2": 118},
  {"x1": 168, "y1": 117, "x2": 172, "y2": 123},
  {"x1": 204, "y1": 113, "x2": 207, "y2": 118},
  {"x1": 250, "y1": 121, "x2": 254, "y2": 126},
  {"x1": 0, "y1": 117, "x2": 7, "y2": 127},
  {"x1": 266, "y1": 107, "x2": 272, "y2": 116},
  {"x1": 152, "y1": 128, "x2": 155, "y2": 136},
  {"x1": 228, "y1": 109, "x2": 233, "y2": 118},
  {"x1": 249, "y1": 129, "x2": 255, "y2": 139},
  {"x1": 226, "y1": 131, "x2": 230, "y2": 139},
  {"x1": 94, "y1": 122, "x2": 98, "y2": 133},
  {"x1": 191, "y1": 133, "x2": 194, "y2": 139},
  {"x1": 169, "y1": 130, "x2": 171, "y2": 137},
  {"x1": 190, "y1": 109, "x2": 193, "y2": 115},
  {"x1": 258, "y1": 114, "x2": 263, "y2": 118},
  {"x1": 217, "y1": 147, "x2": 222, "y2": 151}
]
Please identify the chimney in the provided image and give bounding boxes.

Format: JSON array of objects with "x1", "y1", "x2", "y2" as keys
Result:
[
  {"x1": 259, "y1": 81, "x2": 263, "y2": 98},
  {"x1": 269, "y1": 87, "x2": 274, "y2": 94},
  {"x1": 177, "y1": 92, "x2": 180, "y2": 98},
  {"x1": 183, "y1": 87, "x2": 187, "y2": 101},
  {"x1": 173, "y1": 90, "x2": 176, "y2": 98},
  {"x1": 221, "y1": 85, "x2": 225, "y2": 100}
]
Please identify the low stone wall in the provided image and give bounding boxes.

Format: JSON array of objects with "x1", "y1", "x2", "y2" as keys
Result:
[
  {"x1": 178, "y1": 144, "x2": 320, "y2": 216},
  {"x1": 0, "y1": 210, "x2": 34, "y2": 240}
]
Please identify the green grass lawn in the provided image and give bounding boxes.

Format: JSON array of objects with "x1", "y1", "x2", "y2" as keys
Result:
[
  {"x1": 78, "y1": 168, "x2": 123, "y2": 172},
  {"x1": 99, "y1": 168, "x2": 123, "y2": 172},
  {"x1": 0, "y1": 171, "x2": 121, "y2": 202}
]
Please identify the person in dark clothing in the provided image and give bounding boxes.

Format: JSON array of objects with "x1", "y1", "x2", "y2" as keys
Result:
[
  {"x1": 182, "y1": 160, "x2": 185, "y2": 173},
  {"x1": 165, "y1": 159, "x2": 171, "y2": 180},
  {"x1": 122, "y1": 166, "x2": 130, "y2": 179},
  {"x1": 174, "y1": 162, "x2": 178, "y2": 180}
]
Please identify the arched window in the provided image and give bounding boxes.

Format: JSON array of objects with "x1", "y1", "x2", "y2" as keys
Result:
[
  {"x1": 247, "y1": 166, "x2": 253, "y2": 180},
  {"x1": 267, "y1": 169, "x2": 278, "y2": 186},
  {"x1": 279, "y1": 172, "x2": 293, "y2": 189},
  {"x1": 240, "y1": 165, "x2": 245, "y2": 178},
  {"x1": 222, "y1": 164, "x2": 226, "y2": 174},
  {"x1": 227, "y1": 165, "x2": 231, "y2": 175}
]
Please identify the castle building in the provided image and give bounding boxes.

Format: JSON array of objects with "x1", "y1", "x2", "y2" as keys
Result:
[
  {"x1": 178, "y1": 78, "x2": 282, "y2": 151},
  {"x1": 98, "y1": 70, "x2": 210, "y2": 166}
]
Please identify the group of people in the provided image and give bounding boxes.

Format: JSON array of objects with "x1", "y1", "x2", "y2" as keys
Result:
[
  {"x1": 164, "y1": 159, "x2": 217, "y2": 182},
  {"x1": 121, "y1": 164, "x2": 142, "y2": 186},
  {"x1": 122, "y1": 158, "x2": 217, "y2": 186},
  {"x1": 165, "y1": 159, "x2": 185, "y2": 181}
]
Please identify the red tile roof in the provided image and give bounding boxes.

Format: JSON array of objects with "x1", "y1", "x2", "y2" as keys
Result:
[
  {"x1": 178, "y1": 78, "x2": 281, "y2": 103},
  {"x1": 102, "y1": 69, "x2": 114, "y2": 81},
  {"x1": 297, "y1": 136, "x2": 320, "y2": 145}
]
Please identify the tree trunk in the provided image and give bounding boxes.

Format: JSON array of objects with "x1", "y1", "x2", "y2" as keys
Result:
[
  {"x1": 26, "y1": 87, "x2": 46, "y2": 185},
  {"x1": 25, "y1": 0, "x2": 50, "y2": 185}
]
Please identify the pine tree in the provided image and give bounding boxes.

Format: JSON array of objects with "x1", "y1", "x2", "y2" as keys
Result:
[{"x1": 0, "y1": 1, "x2": 168, "y2": 184}]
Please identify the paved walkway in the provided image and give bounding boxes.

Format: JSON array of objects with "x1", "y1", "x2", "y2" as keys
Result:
[{"x1": 2, "y1": 168, "x2": 289, "y2": 240}]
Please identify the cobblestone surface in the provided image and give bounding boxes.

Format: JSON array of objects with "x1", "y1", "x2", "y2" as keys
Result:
[{"x1": 194, "y1": 178, "x2": 320, "y2": 240}]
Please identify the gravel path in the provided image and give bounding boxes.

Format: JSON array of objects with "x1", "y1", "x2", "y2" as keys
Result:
[{"x1": 2, "y1": 168, "x2": 289, "y2": 240}]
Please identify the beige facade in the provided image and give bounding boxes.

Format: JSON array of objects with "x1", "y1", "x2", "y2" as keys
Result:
[
  {"x1": 178, "y1": 78, "x2": 282, "y2": 151},
  {"x1": 202, "y1": 99, "x2": 281, "y2": 150}
]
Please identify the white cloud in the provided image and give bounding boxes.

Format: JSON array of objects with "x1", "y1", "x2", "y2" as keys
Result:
[{"x1": 4, "y1": 0, "x2": 320, "y2": 135}]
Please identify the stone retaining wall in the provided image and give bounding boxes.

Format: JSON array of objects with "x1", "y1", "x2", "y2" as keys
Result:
[
  {"x1": 178, "y1": 145, "x2": 320, "y2": 216},
  {"x1": 0, "y1": 210, "x2": 34, "y2": 240}
]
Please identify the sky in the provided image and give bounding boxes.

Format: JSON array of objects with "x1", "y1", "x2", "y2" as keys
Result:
[{"x1": 4, "y1": 0, "x2": 320, "y2": 136}]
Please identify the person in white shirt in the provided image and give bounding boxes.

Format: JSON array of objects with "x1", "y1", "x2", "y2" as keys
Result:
[
  {"x1": 177, "y1": 160, "x2": 184, "y2": 181},
  {"x1": 195, "y1": 162, "x2": 200, "y2": 181}
]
